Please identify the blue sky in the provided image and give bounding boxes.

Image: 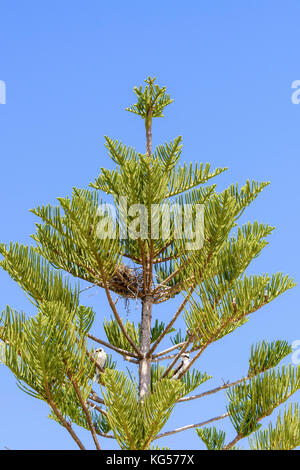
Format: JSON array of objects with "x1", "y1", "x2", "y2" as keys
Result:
[{"x1": 0, "y1": 0, "x2": 300, "y2": 450}]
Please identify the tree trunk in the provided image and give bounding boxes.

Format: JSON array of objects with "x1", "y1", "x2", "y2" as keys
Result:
[
  {"x1": 139, "y1": 294, "x2": 153, "y2": 401},
  {"x1": 138, "y1": 95, "x2": 153, "y2": 402}
]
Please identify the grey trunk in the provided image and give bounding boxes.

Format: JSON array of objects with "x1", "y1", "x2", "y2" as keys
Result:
[{"x1": 139, "y1": 294, "x2": 153, "y2": 401}]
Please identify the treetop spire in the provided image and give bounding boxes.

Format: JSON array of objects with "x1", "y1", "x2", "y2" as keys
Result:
[
  {"x1": 125, "y1": 76, "x2": 173, "y2": 120},
  {"x1": 126, "y1": 76, "x2": 174, "y2": 156}
]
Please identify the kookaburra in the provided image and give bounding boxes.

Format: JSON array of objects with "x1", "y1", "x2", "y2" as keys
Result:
[
  {"x1": 93, "y1": 347, "x2": 107, "y2": 383},
  {"x1": 171, "y1": 352, "x2": 190, "y2": 380}
]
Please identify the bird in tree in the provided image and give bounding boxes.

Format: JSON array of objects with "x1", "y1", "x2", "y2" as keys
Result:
[
  {"x1": 93, "y1": 347, "x2": 107, "y2": 383},
  {"x1": 0, "y1": 77, "x2": 298, "y2": 451}
]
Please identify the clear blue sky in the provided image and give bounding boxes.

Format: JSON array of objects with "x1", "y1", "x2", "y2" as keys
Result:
[{"x1": 0, "y1": 0, "x2": 299, "y2": 450}]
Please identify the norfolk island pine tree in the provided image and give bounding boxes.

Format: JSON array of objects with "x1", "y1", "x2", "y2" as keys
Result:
[{"x1": 0, "y1": 77, "x2": 299, "y2": 450}]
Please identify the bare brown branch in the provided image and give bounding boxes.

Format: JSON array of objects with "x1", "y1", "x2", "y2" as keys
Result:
[
  {"x1": 67, "y1": 372, "x2": 101, "y2": 450},
  {"x1": 154, "y1": 413, "x2": 229, "y2": 440},
  {"x1": 44, "y1": 382, "x2": 86, "y2": 450},
  {"x1": 87, "y1": 333, "x2": 138, "y2": 358}
]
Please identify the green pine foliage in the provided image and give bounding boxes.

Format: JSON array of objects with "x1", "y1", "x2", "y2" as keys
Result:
[
  {"x1": 0, "y1": 77, "x2": 297, "y2": 450},
  {"x1": 249, "y1": 403, "x2": 300, "y2": 450},
  {"x1": 196, "y1": 427, "x2": 226, "y2": 450}
]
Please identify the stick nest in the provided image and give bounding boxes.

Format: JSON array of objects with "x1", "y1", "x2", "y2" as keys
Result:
[
  {"x1": 102, "y1": 264, "x2": 178, "y2": 303},
  {"x1": 106, "y1": 264, "x2": 144, "y2": 299}
]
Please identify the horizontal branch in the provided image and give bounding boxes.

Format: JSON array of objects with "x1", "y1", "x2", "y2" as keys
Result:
[
  {"x1": 152, "y1": 341, "x2": 187, "y2": 359},
  {"x1": 94, "y1": 430, "x2": 116, "y2": 440},
  {"x1": 153, "y1": 413, "x2": 229, "y2": 440},
  {"x1": 177, "y1": 376, "x2": 249, "y2": 403},
  {"x1": 152, "y1": 255, "x2": 177, "y2": 264},
  {"x1": 151, "y1": 353, "x2": 179, "y2": 362},
  {"x1": 122, "y1": 253, "x2": 142, "y2": 264},
  {"x1": 123, "y1": 355, "x2": 139, "y2": 364}
]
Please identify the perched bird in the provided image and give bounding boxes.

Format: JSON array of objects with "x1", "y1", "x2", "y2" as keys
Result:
[
  {"x1": 171, "y1": 352, "x2": 190, "y2": 380},
  {"x1": 93, "y1": 347, "x2": 107, "y2": 383},
  {"x1": 264, "y1": 289, "x2": 269, "y2": 303}
]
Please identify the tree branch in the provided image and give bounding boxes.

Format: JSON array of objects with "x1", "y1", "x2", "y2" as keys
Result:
[
  {"x1": 161, "y1": 332, "x2": 195, "y2": 379},
  {"x1": 151, "y1": 260, "x2": 189, "y2": 296},
  {"x1": 176, "y1": 300, "x2": 269, "y2": 381},
  {"x1": 94, "y1": 430, "x2": 116, "y2": 440},
  {"x1": 99, "y1": 266, "x2": 142, "y2": 357},
  {"x1": 177, "y1": 376, "x2": 249, "y2": 403},
  {"x1": 153, "y1": 413, "x2": 229, "y2": 440},
  {"x1": 223, "y1": 433, "x2": 243, "y2": 450},
  {"x1": 67, "y1": 372, "x2": 101, "y2": 450},
  {"x1": 87, "y1": 400, "x2": 107, "y2": 417},
  {"x1": 153, "y1": 241, "x2": 173, "y2": 259},
  {"x1": 44, "y1": 383, "x2": 86, "y2": 450},
  {"x1": 223, "y1": 389, "x2": 298, "y2": 450},
  {"x1": 90, "y1": 390, "x2": 105, "y2": 405},
  {"x1": 87, "y1": 333, "x2": 138, "y2": 358},
  {"x1": 149, "y1": 285, "x2": 195, "y2": 356},
  {"x1": 151, "y1": 353, "x2": 180, "y2": 362},
  {"x1": 152, "y1": 342, "x2": 187, "y2": 359},
  {"x1": 152, "y1": 255, "x2": 177, "y2": 264},
  {"x1": 122, "y1": 253, "x2": 142, "y2": 264}
]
